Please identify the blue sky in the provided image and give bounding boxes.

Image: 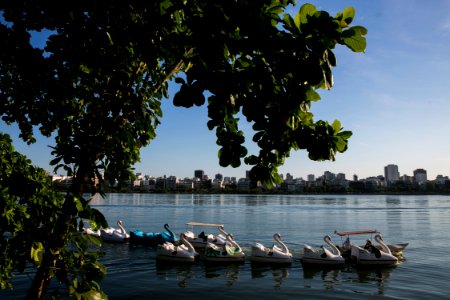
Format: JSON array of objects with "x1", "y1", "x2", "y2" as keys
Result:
[{"x1": 2, "y1": 0, "x2": 450, "y2": 180}]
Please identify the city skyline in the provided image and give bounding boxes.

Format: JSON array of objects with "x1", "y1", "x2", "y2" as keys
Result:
[
  {"x1": 2, "y1": 1, "x2": 450, "y2": 181},
  {"x1": 134, "y1": 164, "x2": 441, "y2": 183}
]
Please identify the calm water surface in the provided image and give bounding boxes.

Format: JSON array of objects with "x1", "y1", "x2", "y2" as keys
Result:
[{"x1": 5, "y1": 194, "x2": 450, "y2": 299}]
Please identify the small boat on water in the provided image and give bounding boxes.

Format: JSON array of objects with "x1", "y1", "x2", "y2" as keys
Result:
[
  {"x1": 184, "y1": 222, "x2": 228, "y2": 248},
  {"x1": 156, "y1": 233, "x2": 198, "y2": 263},
  {"x1": 250, "y1": 233, "x2": 293, "y2": 264},
  {"x1": 350, "y1": 234, "x2": 398, "y2": 266},
  {"x1": 203, "y1": 234, "x2": 245, "y2": 263},
  {"x1": 130, "y1": 223, "x2": 177, "y2": 246},
  {"x1": 301, "y1": 235, "x2": 345, "y2": 266},
  {"x1": 335, "y1": 230, "x2": 408, "y2": 258},
  {"x1": 100, "y1": 220, "x2": 130, "y2": 243}
]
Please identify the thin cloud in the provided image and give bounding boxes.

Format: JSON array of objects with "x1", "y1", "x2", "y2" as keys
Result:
[{"x1": 441, "y1": 18, "x2": 450, "y2": 31}]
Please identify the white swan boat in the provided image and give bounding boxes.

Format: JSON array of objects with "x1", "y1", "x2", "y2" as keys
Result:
[
  {"x1": 350, "y1": 234, "x2": 398, "y2": 266},
  {"x1": 335, "y1": 230, "x2": 408, "y2": 258},
  {"x1": 100, "y1": 220, "x2": 130, "y2": 242},
  {"x1": 301, "y1": 235, "x2": 345, "y2": 266},
  {"x1": 203, "y1": 234, "x2": 245, "y2": 262},
  {"x1": 250, "y1": 233, "x2": 293, "y2": 264},
  {"x1": 156, "y1": 233, "x2": 198, "y2": 262},
  {"x1": 184, "y1": 222, "x2": 228, "y2": 248}
]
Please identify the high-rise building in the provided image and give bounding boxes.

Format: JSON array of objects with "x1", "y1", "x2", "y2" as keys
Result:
[
  {"x1": 324, "y1": 171, "x2": 335, "y2": 181},
  {"x1": 384, "y1": 164, "x2": 399, "y2": 184},
  {"x1": 285, "y1": 173, "x2": 294, "y2": 183},
  {"x1": 336, "y1": 173, "x2": 346, "y2": 181},
  {"x1": 194, "y1": 170, "x2": 204, "y2": 180},
  {"x1": 307, "y1": 174, "x2": 315, "y2": 182},
  {"x1": 413, "y1": 168, "x2": 427, "y2": 184}
]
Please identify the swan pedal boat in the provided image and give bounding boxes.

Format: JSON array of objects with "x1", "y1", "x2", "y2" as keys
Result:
[
  {"x1": 301, "y1": 235, "x2": 345, "y2": 266},
  {"x1": 335, "y1": 230, "x2": 408, "y2": 258},
  {"x1": 84, "y1": 220, "x2": 130, "y2": 243},
  {"x1": 130, "y1": 223, "x2": 177, "y2": 246},
  {"x1": 156, "y1": 233, "x2": 198, "y2": 263},
  {"x1": 350, "y1": 234, "x2": 398, "y2": 266},
  {"x1": 250, "y1": 233, "x2": 293, "y2": 264},
  {"x1": 203, "y1": 234, "x2": 245, "y2": 262},
  {"x1": 184, "y1": 222, "x2": 228, "y2": 248},
  {"x1": 100, "y1": 220, "x2": 130, "y2": 242}
]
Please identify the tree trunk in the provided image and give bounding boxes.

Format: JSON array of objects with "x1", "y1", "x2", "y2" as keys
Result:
[
  {"x1": 25, "y1": 169, "x2": 87, "y2": 299},
  {"x1": 25, "y1": 248, "x2": 61, "y2": 299}
]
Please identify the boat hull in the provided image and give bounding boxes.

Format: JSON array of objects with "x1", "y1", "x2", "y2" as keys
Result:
[
  {"x1": 155, "y1": 254, "x2": 196, "y2": 263},
  {"x1": 350, "y1": 245, "x2": 398, "y2": 266},
  {"x1": 301, "y1": 257, "x2": 346, "y2": 266},
  {"x1": 250, "y1": 255, "x2": 292, "y2": 264},
  {"x1": 352, "y1": 258, "x2": 398, "y2": 266},
  {"x1": 202, "y1": 256, "x2": 245, "y2": 263}
]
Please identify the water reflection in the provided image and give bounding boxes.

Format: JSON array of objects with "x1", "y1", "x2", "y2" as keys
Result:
[
  {"x1": 352, "y1": 266, "x2": 394, "y2": 296},
  {"x1": 202, "y1": 263, "x2": 241, "y2": 286},
  {"x1": 385, "y1": 196, "x2": 401, "y2": 207},
  {"x1": 386, "y1": 196, "x2": 404, "y2": 234},
  {"x1": 250, "y1": 263, "x2": 290, "y2": 288},
  {"x1": 155, "y1": 262, "x2": 194, "y2": 288},
  {"x1": 302, "y1": 265, "x2": 342, "y2": 280},
  {"x1": 245, "y1": 195, "x2": 268, "y2": 206},
  {"x1": 301, "y1": 265, "x2": 342, "y2": 292},
  {"x1": 301, "y1": 264, "x2": 395, "y2": 295}
]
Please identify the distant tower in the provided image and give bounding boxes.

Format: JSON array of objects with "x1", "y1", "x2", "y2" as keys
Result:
[
  {"x1": 324, "y1": 171, "x2": 335, "y2": 181},
  {"x1": 307, "y1": 174, "x2": 315, "y2": 182},
  {"x1": 215, "y1": 173, "x2": 223, "y2": 180},
  {"x1": 353, "y1": 174, "x2": 358, "y2": 181},
  {"x1": 194, "y1": 170, "x2": 204, "y2": 180},
  {"x1": 413, "y1": 168, "x2": 427, "y2": 184},
  {"x1": 384, "y1": 164, "x2": 399, "y2": 184},
  {"x1": 336, "y1": 173, "x2": 346, "y2": 181},
  {"x1": 285, "y1": 173, "x2": 294, "y2": 182}
]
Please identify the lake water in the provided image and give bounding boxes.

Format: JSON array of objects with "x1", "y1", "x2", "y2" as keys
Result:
[{"x1": 4, "y1": 193, "x2": 450, "y2": 299}]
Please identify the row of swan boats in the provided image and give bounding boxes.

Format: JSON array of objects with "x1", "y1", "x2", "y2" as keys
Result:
[{"x1": 83, "y1": 221, "x2": 408, "y2": 266}]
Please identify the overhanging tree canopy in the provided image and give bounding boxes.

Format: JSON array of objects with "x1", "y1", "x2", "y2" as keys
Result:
[
  {"x1": 1, "y1": 0, "x2": 366, "y2": 186},
  {"x1": 0, "y1": 1, "x2": 366, "y2": 298}
]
